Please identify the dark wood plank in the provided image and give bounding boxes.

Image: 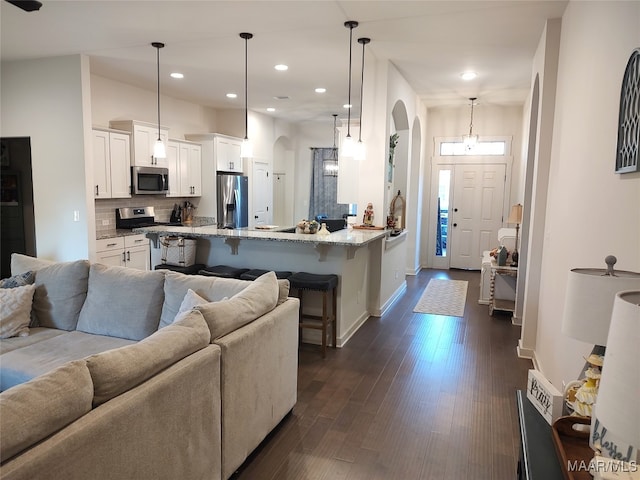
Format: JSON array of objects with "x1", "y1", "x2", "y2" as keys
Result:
[{"x1": 231, "y1": 269, "x2": 532, "y2": 480}]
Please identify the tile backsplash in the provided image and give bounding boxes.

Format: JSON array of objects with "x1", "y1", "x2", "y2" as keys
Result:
[{"x1": 95, "y1": 196, "x2": 202, "y2": 237}]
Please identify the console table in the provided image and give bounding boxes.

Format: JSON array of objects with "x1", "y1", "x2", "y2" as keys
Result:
[
  {"x1": 489, "y1": 262, "x2": 518, "y2": 315},
  {"x1": 516, "y1": 390, "x2": 564, "y2": 480}
]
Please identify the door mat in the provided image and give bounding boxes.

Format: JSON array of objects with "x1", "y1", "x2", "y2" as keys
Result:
[{"x1": 413, "y1": 279, "x2": 468, "y2": 317}]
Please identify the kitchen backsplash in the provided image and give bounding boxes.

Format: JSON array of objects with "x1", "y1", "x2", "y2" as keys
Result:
[{"x1": 95, "y1": 196, "x2": 203, "y2": 237}]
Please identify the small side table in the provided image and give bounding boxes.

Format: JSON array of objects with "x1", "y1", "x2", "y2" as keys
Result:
[{"x1": 489, "y1": 260, "x2": 518, "y2": 315}]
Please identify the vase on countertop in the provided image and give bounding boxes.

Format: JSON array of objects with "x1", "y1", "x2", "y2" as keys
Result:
[{"x1": 318, "y1": 223, "x2": 330, "y2": 235}]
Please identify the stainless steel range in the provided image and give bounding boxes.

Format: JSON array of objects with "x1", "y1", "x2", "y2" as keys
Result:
[{"x1": 115, "y1": 207, "x2": 181, "y2": 229}]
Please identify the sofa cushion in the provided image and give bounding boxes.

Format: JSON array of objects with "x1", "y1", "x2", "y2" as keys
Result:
[
  {"x1": 195, "y1": 271, "x2": 279, "y2": 340},
  {"x1": 77, "y1": 264, "x2": 165, "y2": 341},
  {"x1": 0, "y1": 284, "x2": 36, "y2": 339},
  {"x1": 86, "y1": 309, "x2": 210, "y2": 406},
  {"x1": 11, "y1": 254, "x2": 90, "y2": 331},
  {"x1": 0, "y1": 359, "x2": 93, "y2": 463},
  {"x1": 0, "y1": 331, "x2": 135, "y2": 391},
  {"x1": 178, "y1": 288, "x2": 209, "y2": 313},
  {"x1": 10, "y1": 253, "x2": 53, "y2": 275},
  {"x1": 0, "y1": 327, "x2": 68, "y2": 355},
  {"x1": 159, "y1": 272, "x2": 252, "y2": 329},
  {"x1": 0, "y1": 270, "x2": 35, "y2": 289}
]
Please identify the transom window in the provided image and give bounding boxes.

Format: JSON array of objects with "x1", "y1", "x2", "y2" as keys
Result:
[{"x1": 439, "y1": 141, "x2": 506, "y2": 156}]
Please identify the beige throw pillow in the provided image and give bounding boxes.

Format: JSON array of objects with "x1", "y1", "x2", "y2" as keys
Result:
[
  {"x1": 86, "y1": 309, "x2": 211, "y2": 407},
  {"x1": 196, "y1": 271, "x2": 279, "y2": 340},
  {"x1": 0, "y1": 284, "x2": 36, "y2": 339}
]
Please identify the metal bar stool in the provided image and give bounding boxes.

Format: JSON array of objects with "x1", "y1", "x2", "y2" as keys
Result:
[{"x1": 288, "y1": 272, "x2": 338, "y2": 358}]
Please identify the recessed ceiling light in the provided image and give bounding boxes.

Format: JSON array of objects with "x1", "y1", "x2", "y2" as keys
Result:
[
  {"x1": 226, "y1": 93, "x2": 237, "y2": 99},
  {"x1": 274, "y1": 64, "x2": 288, "y2": 71},
  {"x1": 461, "y1": 71, "x2": 477, "y2": 81},
  {"x1": 266, "y1": 107, "x2": 275, "y2": 112},
  {"x1": 170, "y1": 72, "x2": 184, "y2": 79},
  {"x1": 315, "y1": 87, "x2": 326, "y2": 93},
  {"x1": 343, "y1": 104, "x2": 352, "y2": 109}
]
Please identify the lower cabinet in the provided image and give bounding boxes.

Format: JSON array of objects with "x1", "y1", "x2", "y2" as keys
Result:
[{"x1": 96, "y1": 234, "x2": 150, "y2": 270}]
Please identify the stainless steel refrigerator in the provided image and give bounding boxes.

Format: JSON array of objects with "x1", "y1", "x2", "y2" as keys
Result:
[{"x1": 217, "y1": 173, "x2": 248, "y2": 228}]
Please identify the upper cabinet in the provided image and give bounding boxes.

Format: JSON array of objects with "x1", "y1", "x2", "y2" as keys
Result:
[
  {"x1": 210, "y1": 134, "x2": 243, "y2": 173},
  {"x1": 110, "y1": 120, "x2": 169, "y2": 167},
  {"x1": 92, "y1": 128, "x2": 131, "y2": 199},
  {"x1": 167, "y1": 139, "x2": 202, "y2": 197}
]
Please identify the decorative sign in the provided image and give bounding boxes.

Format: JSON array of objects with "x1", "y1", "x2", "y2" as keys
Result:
[
  {"x1": 615, "y1": 48, "x2": 640, "y2": 174},
  {"x1": 590, "y1": 416, "x2": 639, "y2": 464},
  {"x1": 526, "y1": 369, "x2": 564, "y2": 425}
]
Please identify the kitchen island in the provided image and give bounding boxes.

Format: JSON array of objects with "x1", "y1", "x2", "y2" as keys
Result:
[{"x1": 134, "y1": 224, "x2": 404, "y2": 346}]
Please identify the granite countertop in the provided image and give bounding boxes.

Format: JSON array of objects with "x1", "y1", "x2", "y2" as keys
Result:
[
  {"x1": 97, "y1": 229, "x2": 149, "y2": 240},
  {"x1": 132, "y1": 224, "x2": 389, "y2": 247}
]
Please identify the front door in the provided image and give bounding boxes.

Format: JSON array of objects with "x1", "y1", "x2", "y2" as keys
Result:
[{"x1": 449, "y1": 164, "x2": 506, "y2": 269}]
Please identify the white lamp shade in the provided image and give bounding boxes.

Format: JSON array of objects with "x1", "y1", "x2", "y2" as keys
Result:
[
  {"x1": 153, "y1": 139, "x2": 166, "y2": 159},
  {"x1": 507, "y1": 203, "x2": 523, "y2": 224},
  {"x1": 341, "y1": 136, "x2": 355, "y2": 158},
  {"x1": 240, "y1": 138, "x2": 253, "y2": 159},
  {"x1": 591, "y1": 291, "x2": 640, "y2": 461},
  {"x1": 354, "y1": 140, "x2": 365, "y2": 161},
  {"x1": 561, "y1": 268, "x2": 640, "y2": 345}
]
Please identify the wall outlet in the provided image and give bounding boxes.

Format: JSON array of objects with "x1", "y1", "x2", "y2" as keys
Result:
[
  {"x1": 102, "y1": 219, "x2": 110, "y2": 226},
  {"x1": 73, "y1": 210, "x2": 80, "y2": 222}
]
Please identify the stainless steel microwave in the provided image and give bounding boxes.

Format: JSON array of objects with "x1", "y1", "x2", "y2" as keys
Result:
[{"x1": 131, "y1": 166, "x2": 169, "y2": 195}]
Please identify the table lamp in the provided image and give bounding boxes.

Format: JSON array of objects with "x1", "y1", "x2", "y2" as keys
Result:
[
  {"x1": 561, "y1": 256, "x2": 640, "y2": 417},
  {"x1": 507, "y1": 203, "x2": 523, "y2": 266},
  {"x1": 590, "y1": 290, "x2": 640, "y2": 470}
]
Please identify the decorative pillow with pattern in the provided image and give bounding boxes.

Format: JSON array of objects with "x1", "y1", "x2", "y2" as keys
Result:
[
  {"x1": 0, "y1": 271, "x2": 35, "y2": 289},
  {"x1": 0, "y1": 284, "x2": 36, "y2": 338}
]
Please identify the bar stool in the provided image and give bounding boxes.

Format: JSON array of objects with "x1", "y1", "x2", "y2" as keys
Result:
[
  {"x1": 240, "y1": 269, "x2": 292, "y2": 281},
  {"x1": 155, "y1": 263, "x2": 206, "y2": 275},
  {"x1": 288, "y1": 272, "x2": 338, "y2": 358},
  {"x1": 198, "y1": 265, "x2": 249, "y2": 279}
]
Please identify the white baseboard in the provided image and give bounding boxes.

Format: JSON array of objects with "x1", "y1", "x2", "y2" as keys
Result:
[
  {"x1": 370, "y1": 281, "x2": 407, "y2": 318},
  {"x1": 337, "y1": 311, "x2": 371, "y2": 347},
  {"x1": 517, "y1": 339, "x2": 539, "y2": 369}
]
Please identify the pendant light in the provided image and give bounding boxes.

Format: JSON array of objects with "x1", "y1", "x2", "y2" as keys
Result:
[
  {"x1": 355, "y1": 37, "x2": 370, "y2": 161},
  {"x1": 152, "y1": 42, "x2": 166, "y2": 159},
  {"x1": 240, "y1": 32, "x2": 253, "y2": 158},
  {"x1": 323, "y1": 114, "x2": 339, "y2": 176},
  {"x1": 341, "y1": 21, "x2": 358, "y2": 158},
  {"x1": 462, "y1": 97, "x2": 478, "y2": 151}
]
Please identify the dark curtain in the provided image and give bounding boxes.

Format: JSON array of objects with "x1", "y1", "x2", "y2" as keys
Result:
[{"x1": 308, "y1": 148, "x2": 349, "y2": 220}]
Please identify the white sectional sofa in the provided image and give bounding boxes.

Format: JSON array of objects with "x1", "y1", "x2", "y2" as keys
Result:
[{"x1": 0, "y1": 254, "x2": 299, "y2": 480}]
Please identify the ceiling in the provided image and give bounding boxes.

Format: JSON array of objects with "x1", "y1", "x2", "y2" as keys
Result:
[{"x1": 1, "y1": 0, "x2": 568, "y2": 123}]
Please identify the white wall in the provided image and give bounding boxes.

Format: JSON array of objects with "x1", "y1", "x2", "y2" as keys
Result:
[
  {"x1": 91, "y1": 74, "x2": 218, "y2": 138},
  {"x1": 1, "y1": 55, "x2": 92, "y2": 261},
  {"x1": 534, "y1": 1, "x2": 640, "y2": 389}
]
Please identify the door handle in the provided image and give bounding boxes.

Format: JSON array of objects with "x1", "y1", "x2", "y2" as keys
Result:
[
  {"x1": 126, "y1": 251, "x2": 131, "y2": 262},
  {"x1": 454, "y1": 208, "x2": 458, "y2": 212},
  {"x1": 95, "y1": 185, "x2": 99, "y2": 196},
  {"x1": 254, "y1": 215, "x2": 259, "y2": 219},
  {"x1": 453, "y1": 223, "x2": 458, "y2": 227}
]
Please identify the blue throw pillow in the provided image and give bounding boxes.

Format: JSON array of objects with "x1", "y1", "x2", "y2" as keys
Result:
[{"x1": 0, "y1": 271, "x2": 35, "y2": 289}]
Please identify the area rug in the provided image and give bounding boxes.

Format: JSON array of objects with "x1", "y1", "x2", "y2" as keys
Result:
[{"x1": 413, "y1": 279, "x2": 468, "y2": 317}]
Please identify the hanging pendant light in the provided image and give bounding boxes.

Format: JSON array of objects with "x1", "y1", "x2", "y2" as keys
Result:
[
  {"x1": 324, "y1": 114, "x2": 339, "y2": 176},
  {"x1": 462, "y1": 97, "x2": 478, "y2": 152},
  {"x1": 341, "y1": 21, "x2": 358, "y2": 158},
  {"x1": 151, "y1": 42, "x2": 166, "y2": 159},
  {"x1": 355, "y1": 37, "x2": 370, "y2": 161},
  {"x1": 240, "y1": 32, "x2": 253, "y2": 159}
]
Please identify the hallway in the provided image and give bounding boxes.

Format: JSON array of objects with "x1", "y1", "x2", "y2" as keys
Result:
[{"x1": 234, "y1": 269, "x2": 532, "y2": 480}]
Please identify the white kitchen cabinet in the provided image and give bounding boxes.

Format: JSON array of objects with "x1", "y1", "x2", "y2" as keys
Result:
[
  {"x1": 213, "y1": 134, "x2": 243, "y2": 173},
  {"x1": 96, "y1": 235, "x2": 150, "y2": 270},
  {"x1": 109, "y1": 120, "x2": 169, "y2": 168},
  {"x1": 92, "y1": 128, "x2": 131, "y2": 199},
  {"x1": 167, "y1": 139, "x2": 201, "y2": 197}
]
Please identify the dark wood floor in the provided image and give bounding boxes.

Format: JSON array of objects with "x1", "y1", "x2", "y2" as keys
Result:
[{"x1": 233, "y1": 269, "x2": 532, "y2": 480}]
